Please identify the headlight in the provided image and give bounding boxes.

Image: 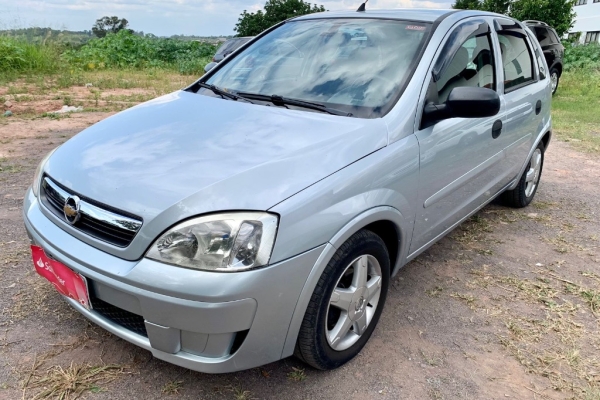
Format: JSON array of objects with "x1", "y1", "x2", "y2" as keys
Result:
[
  {"x1": 146, "y1": 212, "x2": 278, "y2": 272},
  {"x1": 32, "y1": 148, "x2": 58, "y2": 197}
]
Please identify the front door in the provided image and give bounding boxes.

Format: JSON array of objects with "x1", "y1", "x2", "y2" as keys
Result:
[{"x1": 409, "y1": 18, "x2": 509, "y2": 256}]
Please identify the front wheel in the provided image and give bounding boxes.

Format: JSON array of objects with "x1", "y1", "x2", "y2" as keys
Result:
[
  {"x1": 501, "y1": 141, "x2": 545, "y2": 208},
  {"x1": 295, "y1": 229, "x2": 390, "y2": 370}
]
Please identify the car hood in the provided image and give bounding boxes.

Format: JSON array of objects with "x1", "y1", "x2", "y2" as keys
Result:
[{"x1": 45, "y1": 90, "x2": 388, "y2": 229}]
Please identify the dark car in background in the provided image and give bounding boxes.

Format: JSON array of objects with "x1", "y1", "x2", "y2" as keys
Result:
[
  {"x1": 205, "y1": 37, "x2": 254, "y2": 73},
  {"x1": 213, "y1": 37, "x2": 254, "y2": 63},
  {"x1": 524, "y1": 20, "x2": 564, "y2": 94}
]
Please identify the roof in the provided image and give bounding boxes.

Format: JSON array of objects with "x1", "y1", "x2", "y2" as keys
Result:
[
  {"x1": 293, "y1": 8, "x2": 455, "y2": 23},
  {"x1": 522, "y1": 20, "x2": 549, "y2": 27}
]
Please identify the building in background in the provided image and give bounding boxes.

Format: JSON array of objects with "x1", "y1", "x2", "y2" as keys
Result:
[{"x1": 568, "y1": 0, "x2": 600, "y2": 43}]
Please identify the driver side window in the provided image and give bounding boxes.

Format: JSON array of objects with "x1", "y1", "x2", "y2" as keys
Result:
[{"x1": 436, "y1": 33, "x2": 496, "y2": 103}]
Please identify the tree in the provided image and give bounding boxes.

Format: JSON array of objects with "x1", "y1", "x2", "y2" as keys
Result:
[
  {"x1": 234, "y1": 0, "x2": 326, "y2": 37},
  {"x1": 92, "y1": 16, "x2": 129, "y2": 38},
  {"x1": 481, "y1": 0, "x2": 510, "y2": 14},
  {"x1": 451, "y1": 0, "x2": 574, "y2": 37},
  {"x1": 235, "y1": 10, "x2": 269, "y2": 37},
  {"x1": 452, "y1": 0, "x2": 484, "y2": 10},
  {"x1": 509, "y1": 0, "x2": 575, "y2": 36},
  {"x1": 452, "y1": 0, "x2": 509, "y2": 13}
]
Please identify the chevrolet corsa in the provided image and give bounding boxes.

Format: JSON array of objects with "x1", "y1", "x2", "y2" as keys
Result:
[{"x1": 24, "y1": 8, "x2": 552, "y2": 372}]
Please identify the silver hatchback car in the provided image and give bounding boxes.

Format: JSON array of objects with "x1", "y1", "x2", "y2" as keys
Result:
[{"x1": 24, "y1": 8, "x2": 551, "y2": 373}]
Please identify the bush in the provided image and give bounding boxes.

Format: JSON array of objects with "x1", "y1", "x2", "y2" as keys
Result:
[
  {"x1": 0, "y1": 36, "x2": 63, "y2": 74},
  {"x1": 62, "y1": 30, "x2": 217, "y2": 75},
  {"x1": 564, "y1": 43, "x2": 600, "y2": 71}
]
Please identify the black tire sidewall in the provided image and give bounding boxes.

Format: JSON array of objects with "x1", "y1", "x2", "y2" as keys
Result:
[
  {"x1": 550, "y1": 68, "x2": 559, "y2": 95},
  {"x1": 307, "y1": 231, "x2": 390, "y2": 369},
  {"x1": 520, "y1": 142, "x2": 545, "y2": 206}
]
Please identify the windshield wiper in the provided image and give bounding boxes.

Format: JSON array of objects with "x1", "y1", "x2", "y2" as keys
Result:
[
  {"x1": 198, "y1": 82, "x2": 254, "y2": 104},
  {"x1": 235, "y1": 92, "x2": 352, "y2": 117}
]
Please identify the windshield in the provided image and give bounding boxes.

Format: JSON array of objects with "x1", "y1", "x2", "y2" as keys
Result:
[{"x1": 203, "y1": 18, "x2": 431, "y2": 118}]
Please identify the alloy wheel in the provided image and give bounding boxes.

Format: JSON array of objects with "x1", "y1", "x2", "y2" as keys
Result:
[
  {"x1": 551, "y1": 72, "x2": 558, "y2": 93},
  {"x1": 325, "y1": 254, "x2": 382, "y2": 351},
  {"x1": 525, "y1": 148, "x2": 542, "y2": 197}
]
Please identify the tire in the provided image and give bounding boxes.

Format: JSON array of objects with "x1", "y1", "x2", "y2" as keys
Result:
[
  {"x1": 550, "y1": 68, "x2": 560, "y2": 95},
  {"x1": 501, "y1": 141, "x2": 545, "y2": 208},
  {"x1": 295, "y1": 229, "x2": 390, "y2": 370}
]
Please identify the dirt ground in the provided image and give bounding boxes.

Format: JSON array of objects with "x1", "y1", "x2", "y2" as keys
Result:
[{"x1": 1, "y1": 98, "x2": 599, "y2": 399}]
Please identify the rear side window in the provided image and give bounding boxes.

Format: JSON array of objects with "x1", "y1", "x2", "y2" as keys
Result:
[
  {"x1": 533, "y1": 46, "x2": 547, "y2": 80},
  {"x1": 534, "y1": 27, "x2": 556, "y2": 46},
  {"x1": 216, "y1": 39, "x2": 243, "y2": 55},
  {"x1": 498, "y1": 33, "x2": 535, "y2": 92},
  {"x1": 526, "y1": 30, "x2": 547, "y2": 79}
]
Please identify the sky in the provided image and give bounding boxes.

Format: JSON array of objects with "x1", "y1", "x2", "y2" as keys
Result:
[{"x1": 0, "y1": 0, "x2": 452, "y2": 37}]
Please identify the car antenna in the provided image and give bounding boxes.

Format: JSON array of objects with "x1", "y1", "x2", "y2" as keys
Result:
[{"x1": 357, "y1": 0, "x2": 368, "y2": 12}]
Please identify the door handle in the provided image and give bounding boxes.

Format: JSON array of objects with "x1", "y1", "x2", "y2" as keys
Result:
[
  {"x1": 492, "y1": 120, "x2": 502, "y2": 139},
  {"x1": 535, "y1": 100, "x2": 542, "y2": 115}
]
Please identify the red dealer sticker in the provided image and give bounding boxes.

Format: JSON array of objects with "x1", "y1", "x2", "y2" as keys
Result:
[
  {"x1": 406, "y1": 25, "x2": 427, "y2": 31},
  {"x1": 31, "y1": 245, "x2": 91, "y2": 309}
]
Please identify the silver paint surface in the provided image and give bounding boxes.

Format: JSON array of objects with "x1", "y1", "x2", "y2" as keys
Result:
[{"x1": 24, "y1": 9, "x2": 552, "y2": 373}]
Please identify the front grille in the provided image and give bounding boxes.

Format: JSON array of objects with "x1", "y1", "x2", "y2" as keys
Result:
[
  {"x1": 41, "y1": 176, "x2": 142, "y2": 247},
  {"x1": 90, "y1": 296, "x2": 148, "y2": 337}
]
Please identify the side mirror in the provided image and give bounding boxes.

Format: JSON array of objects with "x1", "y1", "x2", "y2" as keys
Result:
[
  {"x1": 423, "y1": 87, "x2": 500, "y2": 126},
  {"x1": 204, "y1": 62, "x2": 217, "y2": 73}
]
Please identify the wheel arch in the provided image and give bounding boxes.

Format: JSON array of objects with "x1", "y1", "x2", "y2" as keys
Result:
[
  {"x1": 550, "y1": 61, "x2": 562, "y2": 76},
  {"x1": 281, "y1": 206, "x2": 409, "y2": 358},
  {"x1": 507, "y1": 118, "x2": 552, "y2": 191},
  {"x1": 362, "y1": 220, "x2": 399, "y2": 275},
  {"x1": 541, "y1": 130, "x2": 551, "y2": 150},
  {"x1": 327, "y1": 206, "x2": 407, "y2": 276}
]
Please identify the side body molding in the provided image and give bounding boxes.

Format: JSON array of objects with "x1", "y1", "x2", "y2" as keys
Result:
[
  {"x1": 281, "y1": 206, "x2": 407, "y2": 358},
  {"x1": 423, "y1": 149, "x2": 505, "y2": 208}
]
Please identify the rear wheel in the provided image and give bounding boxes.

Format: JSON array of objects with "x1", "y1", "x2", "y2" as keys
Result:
[
  {"x1": 295, "y1": 229, "x2": 390, "y2": 370},
  {"x1": 550, "y1": 68, "x2": 560, "y2": 95},
  {"x1": 501, "y1": 141, "x2": 544, "y2": 208}
]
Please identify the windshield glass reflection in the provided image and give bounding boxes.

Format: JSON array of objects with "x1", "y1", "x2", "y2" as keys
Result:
[{"x1": 204, "y1": 19, "x2": 431, "y2": 118}]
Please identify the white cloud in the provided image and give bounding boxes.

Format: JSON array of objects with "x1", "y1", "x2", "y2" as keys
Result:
[{"x1": 0, "y1": 0, "x2": 451, "y2": 36}]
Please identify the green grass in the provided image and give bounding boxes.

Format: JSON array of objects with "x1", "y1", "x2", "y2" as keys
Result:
[
  {"x1": 0, "y1": 27, "x2": 93, "y2": 47},
  {"x1": 0, "y1": 36, "x2": 62, "y2": 78},
  {"x1": 3, "y1": 69, "x2": 196, "y2": 95},
  {"x1": 563, "y1": 43, "x2": 600, "y2": 72},
  {"x1": 0, "y1": 69, "x2": 197, "y2": 116},
  {"x1": 62, "y1": 30, "x2": 215, "y2": 75},
  {"x1": 46, "y1": 69, "x2": 197, "y2": 92},
  {"x1": 0, "y1": 30, "x2": 215, "y2": 84},
  {"x1": 552, "y1": 71, "x2": 600, "y2": 153}
]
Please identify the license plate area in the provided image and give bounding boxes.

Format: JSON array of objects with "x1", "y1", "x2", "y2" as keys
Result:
[{"x1": 31, "y1": 245, "x2": 91, "y2": 310}]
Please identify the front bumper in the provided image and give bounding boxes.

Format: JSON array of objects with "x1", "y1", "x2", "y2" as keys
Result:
[{"x1": 23, "y1": 189, "x2": 324, "y2": 373}]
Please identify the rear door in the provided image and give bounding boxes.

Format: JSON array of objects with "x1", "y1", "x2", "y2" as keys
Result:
[
  {"x1": 494, "y1": 19, "x2": 549, "y2": 180},
  {"x1": 409, "y1": 18, "x2": 509, "y2": 255}
]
